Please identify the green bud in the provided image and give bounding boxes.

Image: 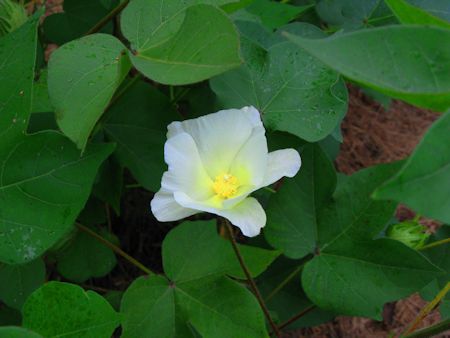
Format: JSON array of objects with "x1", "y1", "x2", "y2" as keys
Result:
[
  {"x1": 387, "y1": 216, "x2": 430, "y2": 249},
  {"x1": 0, "y1": 0, "x2": 27, "y2": 37}
]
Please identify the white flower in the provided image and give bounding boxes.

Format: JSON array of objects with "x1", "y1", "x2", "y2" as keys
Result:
[{"x1": 150, "y1": 106, "x2": 301, "y2": 237}]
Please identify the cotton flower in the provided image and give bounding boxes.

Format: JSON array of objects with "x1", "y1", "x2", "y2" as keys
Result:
[{"x1": 150, "y1": 106, "x2": 301, "y2": 237}]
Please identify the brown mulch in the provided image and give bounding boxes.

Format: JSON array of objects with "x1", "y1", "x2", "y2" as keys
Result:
[{"x1": 289, "y1": 87, "x2": 445, "y2": 337}]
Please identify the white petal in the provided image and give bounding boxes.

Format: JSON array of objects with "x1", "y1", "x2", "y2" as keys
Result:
[
  {"x1": 167, "y1": 107, "x2": 263, "y2": 178},
  {"x1": 219, "y1": 197, "x2": 266, "y2": 237},
  {"x1": 174, "y1": 192, "x2": 266, "y2": 237},
  {"x1": 263, "y1": 149, "x2": 301, "y2": 186},
  {"x1": 150, "y1": 189, "x2": 198, "y2": 221},
  {"x1": 163, "y1": 132, "x2": 213, "y2": 200},
  {"x1": 230, "y1": 126, "x2": 268, "y2": 187}
]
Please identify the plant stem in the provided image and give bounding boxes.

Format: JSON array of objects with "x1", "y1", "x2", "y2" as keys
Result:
[
  {"x1": 402, "y1": 282, "x2": 450, "y2": 336},
  {"x1": 84, "y1": 0, "x2": 130, "y2": 36},
  {"x1": 76, "y1": 223, "x2": 154, "y2": 275},
  {"x1": 272, "y1": 305, "x2": 316, "y2": 333},
  {"x1": 224, "y1": 221, "x2": 281, "y2": 338},
  {"x1": 402, "y1": 318, "x2": 450, "y2": 338},
  {"x1": 419, "y1": 237, "x2": 450, "y2": 251},
  {"x1": 266, "y1": 263, "x2": 305, "y2": 302}
]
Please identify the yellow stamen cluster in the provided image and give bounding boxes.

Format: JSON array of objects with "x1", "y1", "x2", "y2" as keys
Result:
[{"x1": 213, "y1": 173, "x2": 239, "y2": 199}]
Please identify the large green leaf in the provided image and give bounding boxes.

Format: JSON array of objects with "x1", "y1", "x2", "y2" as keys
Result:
[
  {"x1": 0, "y1": 136, "x2": 114, "y2": 264},
  {"x1": 42, "y1": 0, "x2": 119, "y2": 45},
  {"x1": 121, "y1": 275, "x2": 269, "y2": 338},
  {"x1": 303, "y1": 238, "x2": 443, "y2": 319},
  {"x1": 0, "y1": 259, "x2": 45, "y2": 310},
  {"x1": 163, "y1": 220, "x2": 279, "y2": 282},
  {"x1": 121, "y1": 0, "x2": 241, "y2": 84},
  {"x1": 285, "y1": 26, "x2": 450, "y2": 111},
  {"x1": 0, "y1": 327, "x2": 42, "y2": 338},
  {"x1": 22, "y1": 282, "x2": 120, "y2": 338},
  {"x1": 315, "y1": 0, "x2": 395, "y2": 29},
  {"x1": 56, "y1": 229, "x2": 116, "y2": 283},
  {"x1": 373, "y1": 111, "x2": 450, "y2": 223},
  {"x1": 0, "y1": 13, "x2": 40, "y2": 144},
  {"x1": 103, "y1": 81, "x2": 178, "y2": 192},
  {"x1": 210, "y1": 37, "x2": 348, "y2": 142},
  {"x1": 318, "y1": 162, "x2": 402, "y2": 248},
  {"x1": 265, "y1": 144, "x2": 336, "y2": 259},
  {"x1": 386, "y1": 0, "x2": 450, "y2": 28},
  {"x1": 48, "y1": 33, "x2": 131, "y2": 150}
]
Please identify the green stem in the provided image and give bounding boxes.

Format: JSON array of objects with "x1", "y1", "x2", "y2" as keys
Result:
[
  {"x1": 402, "y1": 282, "x2": 450, "y2": 336},
  {"x1": 402, "y1": 318, "x2": 450, "y2": 338},
  {"x1": 224, "y1": 221, "x2": 281, "y2": 338},
  {"x1": 76, "y1": 223, "x2": 154, "y2": 275},
  {"x1": 419, "y1": 237, "x2": 450, "y2": 251},
  {"x1": 84, "y1": 0, "x2": 130, "y2": 36}
]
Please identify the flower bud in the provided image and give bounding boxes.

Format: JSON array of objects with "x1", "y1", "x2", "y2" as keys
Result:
[
  {"x1": 0, "y1": 0, "x2": 27, "y2": 37},
  {"x1": 387, "y1": 217, "x2": 430, "y2": 249}
]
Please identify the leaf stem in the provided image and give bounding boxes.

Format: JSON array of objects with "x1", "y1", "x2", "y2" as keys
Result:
[
  {"x1": 76, "y1": 223, "x2": 154, "y2": 275},
  {"x1": 84, "y1": 0, "x2": 130, "y2": 36},
  {"x1": 401, "y1": 318, "x2": 450, "y2": 338},
  {"x1": 419, "y1": 237, "x2": 450, "y2": 251},
  {"x1": 402, "y1": 282, "x2": 450, "y2": 336},
  {"x1": 224, "y1": 221, "x2": 281, "y2": 338},
  {"x1": 273, "y1": 305, "x2": 316, "y2": 333}
]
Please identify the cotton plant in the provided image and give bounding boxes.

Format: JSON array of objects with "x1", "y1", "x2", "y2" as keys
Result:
[{"x1": 151, "y1": 106, "x2": 301, "y2": 237}]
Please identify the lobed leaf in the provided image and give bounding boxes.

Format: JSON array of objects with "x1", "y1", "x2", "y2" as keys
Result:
[
  {"x1": 163, "y1": 220, "x2": 280, "y2": 282},
  {"x1": 374, "y1": 111, "x2": 450, "y2": 223},
  {"x1": 285, "y1": 26, "x2": 450, "y2": 111},
  {"x1": 121, "y1": 0, "x2": 241, "y2": 84},
  {"x1": 48, "y1": 33, "x2": 131, "y2": 150},
  {"x1": 22, "y1": 282, "x2": 120, "y2": 338}
]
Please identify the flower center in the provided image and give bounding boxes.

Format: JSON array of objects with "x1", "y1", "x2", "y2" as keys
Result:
[{"x1": 213, "y1": 173, "x2": 239, "y2": 199}]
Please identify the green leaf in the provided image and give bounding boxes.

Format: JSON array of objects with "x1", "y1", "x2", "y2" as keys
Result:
[
  {"x1": 245, "y1": 0, "x2": 312, "y2": 30},
  {"x1": 121, "y1": 1, "x2": 241, "y2": 84},
  {"x1": 315, "y1": 0, "x2": 395, "y2": 29},
  {"x1": 210, "y1": 37, "x2": 348, "y2": 142},
  {"x1": 103, "y1": 81, "x2": 178, "y2": 192},
  {"x1": 265, "y1": 144, "x2": 336, "y2": 259},
  {"x1": 386, "y1": 0, "x2": 450, "y2": 28},
  {"x1": 121, "y1": 275, "x2": 269, "y2": 338},
  {"x1": 48, "y1": 33, "x2": 131, "y2": 150},
  {"x1": 0, "y1": 259, "x2": 45, "y2": 310},
  {"x1": 56, "y1": 229, "x2": 116, "y2": 283},
  {"x1": 0, "y1": 136, "x2": 114, "y2": 264},
  {"x1": 302, "y1": 237, "x2": 443, "y2": 319},
  {"x1": 318, "y1": 162, "x2": 402, "y2": 248},
  {"x1": 42, "y1": 0, "x2": 119, "y2": 45},
  {"x1": 0, "y1": 327, "x2": 42, "y2": 338},
  {"x1": 285, "y1": 26, "x2": 450, "y2": 111},
  {"x1": 163, "y1": 220, "x2": 280, "y2": 282},
  {"x1": 0, "y1": 13, "x2": 40, "y2": 144},
  {"x1": 373, "y1": 111, "x2": 450, "y2": 223},
  {"x1": 23, "y1": 282, "x2": 120, "y2": 338}
]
